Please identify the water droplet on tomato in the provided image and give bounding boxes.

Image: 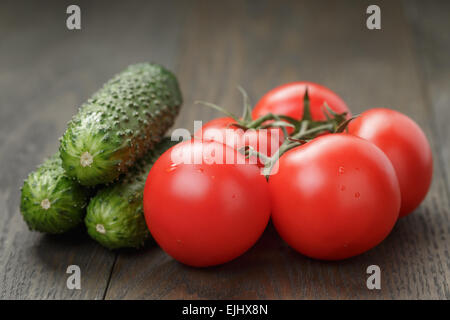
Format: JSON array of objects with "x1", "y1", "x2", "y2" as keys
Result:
[
  {"x1": 166, "y1": 162, "x2": 179, "y2": 173},
  {"x1": 338, "y1": 166, "x2": 345, "y2": 174},
  {"x1": 354, "y1": 192, "x2": 360, "y2": 199},
  {"x1": 340, "y1": 185, "x2": 346, "y2": 191}
]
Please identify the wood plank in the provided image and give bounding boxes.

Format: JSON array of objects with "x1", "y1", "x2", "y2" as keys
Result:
[
  {"x1": 403, "y1": 0, "x2": 450, "y2": 198},
  {"x1": 0, "y1": 0, "x2": 186, "y2": 299},
  {"x1": 402, "y1": 0, "x2": 450, "y2": 299},
  {"x1": 105, "y1": 0, "x2": 449, "y2": 299},
  {"x1": 0, "y1": 0, "x2": 115, "y2": 300}
]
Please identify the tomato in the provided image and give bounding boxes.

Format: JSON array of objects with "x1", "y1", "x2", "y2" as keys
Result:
[
  {"x1": 143, "y1": 140, "x2": 271, "y2": 267},
  {"x1": 252, "y1": 82, "x2": 351, "y2": 121},
  {"x1": 348, "y1": 108, "x2": 433, "y2": 217},
  {"x1": 269, "y1": 134, "x2": 400, "y2": 260},
  {"x1": 195, "y1": 117, "x2": 284, "y2": 166}
]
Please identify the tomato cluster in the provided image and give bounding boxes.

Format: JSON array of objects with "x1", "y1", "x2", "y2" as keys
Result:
[{"x1": 143, "y1": 82, "x2": 433, "y2": 266}]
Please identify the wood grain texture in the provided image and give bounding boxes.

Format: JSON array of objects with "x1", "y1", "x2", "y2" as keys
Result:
[
  {"x1": 0, "y1": 0, "x2": 448, "y2": 300},
  {"x1": 404, "y1": 0, "x2": 450, "y2": 196}
]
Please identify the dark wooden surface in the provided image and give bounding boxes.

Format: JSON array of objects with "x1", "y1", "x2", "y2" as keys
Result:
[{"x1": 0, "y1": 0, "x2": 448, "y2": 299}]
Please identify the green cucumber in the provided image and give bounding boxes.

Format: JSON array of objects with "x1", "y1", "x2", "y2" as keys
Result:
[
  {"x1": 85, "y1": 138, "x2": 176, "y2": 249},
  {"x1": 20, "y1": 152, "x2": 89, "y2": 234},
  {"x1": 60, "y1": 63, "x2": 182, "y2": 186}
]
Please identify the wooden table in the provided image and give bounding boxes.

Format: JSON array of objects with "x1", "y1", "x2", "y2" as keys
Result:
[{"x1": 0, "y1": 0, "x2": 448, "y2": 299}]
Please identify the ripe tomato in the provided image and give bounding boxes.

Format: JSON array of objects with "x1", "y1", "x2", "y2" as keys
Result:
[
  {"x1": 252, "y1": 82, "x2": 351, "y2": 121},
  {"x1": 269, "y1": 134, "x2": 401, "y2": 260},
  {"x1": 195, "y1": 117, "x2": 284, "y2": 166},
  {"x1": 348, "y1": 108, "x2": 433, "y2": 217},
  {"x1": 143, "y1": 140, "x2": 271, "y2": 267}
]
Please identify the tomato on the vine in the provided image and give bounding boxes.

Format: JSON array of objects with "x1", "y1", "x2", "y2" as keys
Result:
[
  {"x1": 252, "y1": 82, "x2": 351, "y2": 122},
  {"x1": 348, "y1": 108, "x2": 433, "y2": 217},
  {"x1": 269, "y1": 134, "x2": 400, "y2": 260},
  {"x1": 143, "y1": 140, "x2": 271, "y2": 267}
]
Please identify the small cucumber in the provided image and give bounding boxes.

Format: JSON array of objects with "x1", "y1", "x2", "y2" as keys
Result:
[
  {"x1": 85, "y1": 138, "x2": 176, "y2": 249},
  {"x1": 20, "y1": 152, "x2": 89, "y2": 234},
  {"x1": 60, "y1": 63, "x2": 182, "y2": 186}
]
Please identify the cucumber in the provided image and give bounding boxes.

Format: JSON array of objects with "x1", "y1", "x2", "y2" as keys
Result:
[
  {"x1": 85, "y1": 138, "x2": 176, "y2": 249},
  {"x1": 60, "y1": 63, "x2": 182, "y2": 186},
  {"x1": 20, "y1": 152, "x2": 89, "y2": 234}
]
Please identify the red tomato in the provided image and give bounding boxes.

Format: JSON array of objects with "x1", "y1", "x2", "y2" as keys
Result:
[
  {"x1": 252, "y1": 82, "x2": 351, "y2": 121},
  {"x1": 348, "y1": 108, "x2": 433, "y2": 217},
  {"x1": 195, "y1": 117, "x2": 284, "y2": 166},
  {"x1": 143, "y1": 140, "x2": 271, "y2": 267},
  {"x1": 269, "y1": 134, "x2": 400, "y2": 260}
]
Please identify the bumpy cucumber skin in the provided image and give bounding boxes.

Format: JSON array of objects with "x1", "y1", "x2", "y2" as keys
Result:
[
  {"x1": 20, "y1": 153, "x2": 89, "y2": 234},
  {"x1": 85, "y1": 138, "x2": 176, "y2": 249},
  {"x1": 60, "y1": 63, "x2": 182, "y2": 186}
]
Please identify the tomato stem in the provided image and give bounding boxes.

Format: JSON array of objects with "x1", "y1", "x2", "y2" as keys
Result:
[
  {"x1": 302, "y1": 88, "x2": 312, "y2": 121},
  {"x1": 238, "y1": 86, "x2": 253, "y2": 123},
  {"x1": 246, "y1": 113, "x2": 298, "y2": 130},
  {"x1": 262, "y1": 122, "x2": 334, "y2": 176},
  {"x1": 195, "y1": 100, "x2": 243, "y2": 125},
  {"x1": 334, "y1": 115, "x2": 358, "y2": 133}
]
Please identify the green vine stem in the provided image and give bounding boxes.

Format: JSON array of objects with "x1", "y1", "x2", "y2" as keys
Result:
[{"x1": 197, "y1": 86, "x2": 354, "y2": 177}]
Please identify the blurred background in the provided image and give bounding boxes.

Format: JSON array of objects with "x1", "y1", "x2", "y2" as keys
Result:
[{"x1": 0, "y1": 0, "x2": 448, "y2": 299}]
